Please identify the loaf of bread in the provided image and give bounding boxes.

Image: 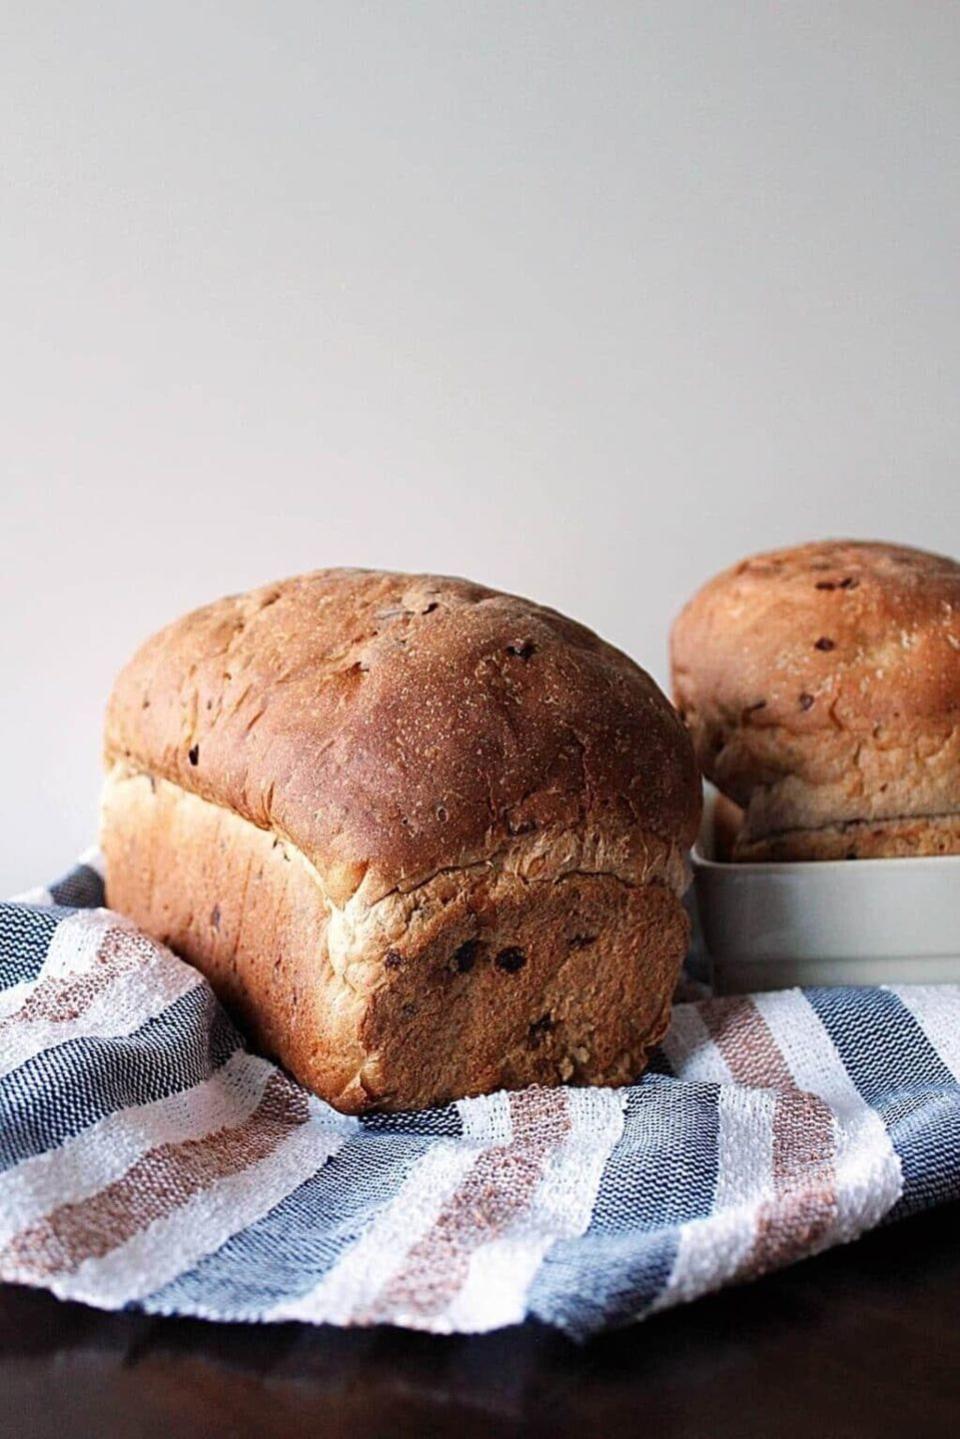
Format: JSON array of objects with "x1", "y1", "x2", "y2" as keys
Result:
[
  {"x1": 102, "y1": 569, "x2": 700, "y2": 1112},
  {"x1": 671, "y1": 540, "x2": 960, "y2": 861}
]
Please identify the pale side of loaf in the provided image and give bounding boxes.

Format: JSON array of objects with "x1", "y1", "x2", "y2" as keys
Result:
[
  {"x1": 103, "y1": 569, "x2": 700, "y2": 1112},
  {"x1": 671, "y1": 540, "x2": 960, "y2": 861}
]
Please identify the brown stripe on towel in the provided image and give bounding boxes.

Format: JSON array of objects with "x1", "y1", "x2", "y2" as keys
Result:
[
  {"x1": 364, "y1": 1087, "x2": 572, "y2": 1323},
  {"x1": 701, "y1": 996, "x2": 837, "y2": 1277},
  {"x1": 0, "y1": 925, "x2": 172, "y2": 1032},
  {"x1": 2, "y1": 1072, "x2": 310, "y2": 1281}
]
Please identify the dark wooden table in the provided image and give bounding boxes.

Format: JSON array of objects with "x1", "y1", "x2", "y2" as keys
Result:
[{"x1": 3, "y1": 1203, "x2": 958, "y2": 1439}]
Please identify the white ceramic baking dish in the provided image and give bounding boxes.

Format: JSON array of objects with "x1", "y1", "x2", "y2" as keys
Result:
[{"x1": 691, "y1": 787, "x2": 960, "y2": 993}]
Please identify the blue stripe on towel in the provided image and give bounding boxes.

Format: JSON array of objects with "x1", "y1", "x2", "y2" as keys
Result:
[
  {"x1": 807, "y1": 986, "x2": 960, "y2": 1215},
  {"x1": 142, "y1": 1126, "x2": 436, "y2": 1318},
  {"x1": 0, "y1": 987, "x2": 240, "y2": 1170},
  {"x1": 48, "y1": 864, "x2": 106, "y2": 911},
  {"x1": 359, "y1": 1103, "x2": 462, "y2": 1139},
  {"x1": 527, "y1": 1074, "x2": 722, "y2": 1338},
  {"x1": 0, "y1": 904, "x2": 74, "y2": 990}
]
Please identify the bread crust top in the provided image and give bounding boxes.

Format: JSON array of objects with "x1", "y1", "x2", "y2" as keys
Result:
[
  {"x1": 106, "y1": 569, "x2": 700, "y2": 905},
  {"x1": 673, "y1": 541, "x2": 960, "y2": 744}
]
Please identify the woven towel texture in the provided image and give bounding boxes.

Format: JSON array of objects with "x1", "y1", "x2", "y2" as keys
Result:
[{"x1": 1, "y1": 858, "x2": 959, "y2": 1338}]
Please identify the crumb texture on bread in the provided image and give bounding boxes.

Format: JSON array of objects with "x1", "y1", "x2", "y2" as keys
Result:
[
  {"x1": 672, "y1": 540, "x2": 960, "y2": 860},
  {"x1": 103, "y1": 569, "x2": 699, "y2": 1110}
]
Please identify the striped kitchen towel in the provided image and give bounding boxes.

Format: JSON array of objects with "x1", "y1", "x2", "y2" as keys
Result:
[{"x1": 1, "y1": 857, "x2": 959, "y2": 1339}]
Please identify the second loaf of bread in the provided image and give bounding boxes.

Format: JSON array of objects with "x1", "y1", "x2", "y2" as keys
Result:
[
  {"x1": 671, "y1": 540, "x2": 960, "y2": 860},
  {"x1": 102, "y1": 569, "x2": 700, "y2": 1112}
]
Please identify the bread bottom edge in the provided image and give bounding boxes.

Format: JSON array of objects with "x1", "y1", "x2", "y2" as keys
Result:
[{"x1": 734, "y1": 810, "x2": 960, "y2": 862}]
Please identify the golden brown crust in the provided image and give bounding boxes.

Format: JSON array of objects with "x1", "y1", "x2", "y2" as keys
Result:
[
  {"x1": 107, "y1": 569, "x2": 700, "y2": 906},
  {"x1": 101, "y1": 768, "x2": 368, "y2": 1104},
  {"x1": 102, "y1": 767, "x2": 689, "y2": 1111},
  {"x1": 103, "y1": 568, "x2": 700, "y2": 1110},
  {"x1": 671, "y1": 540, "x2": 960, "y2": 860}
]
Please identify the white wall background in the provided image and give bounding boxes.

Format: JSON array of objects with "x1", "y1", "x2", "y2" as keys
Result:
[{"x1": 2, "y1": 2, "x2": 959, "y2": 892}]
